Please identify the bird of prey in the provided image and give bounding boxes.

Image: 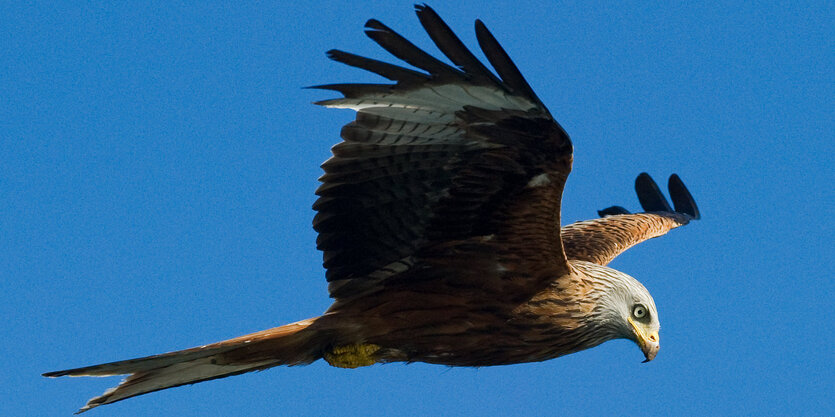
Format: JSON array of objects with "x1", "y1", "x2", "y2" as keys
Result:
[{"x1": 44, "y1": 5, "x2": 700, "y2": 414}]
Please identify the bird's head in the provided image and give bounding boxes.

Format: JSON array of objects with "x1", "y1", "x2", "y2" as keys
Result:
[{"x1": 573, "y1": 261, "x2": 661, "y2": 362}]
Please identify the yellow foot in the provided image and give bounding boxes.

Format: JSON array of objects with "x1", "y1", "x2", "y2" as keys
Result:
[{"x1": 324, "y1": 344, "x2": 381, "y2": 368}]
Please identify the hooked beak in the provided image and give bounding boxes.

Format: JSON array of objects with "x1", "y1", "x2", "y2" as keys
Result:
[{"x1": 628, "y1": 317, "x2": 659, "y2": 362}]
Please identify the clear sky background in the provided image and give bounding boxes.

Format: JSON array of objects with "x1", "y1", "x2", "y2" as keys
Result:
[{"x1": 3, "y1": 1, "x2": 833, "y2": 416}]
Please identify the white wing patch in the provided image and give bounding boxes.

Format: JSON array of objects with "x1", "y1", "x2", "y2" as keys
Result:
[
  {"x1": 526, "y1": 173, "x2": 551, "y2": 188},
  {"x1": 320, "y1": 84, "x2": 537, "y2": 114}
]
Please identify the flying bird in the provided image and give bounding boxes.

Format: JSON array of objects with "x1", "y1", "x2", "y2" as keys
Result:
[{"x1": 44, "y1": 5, "x2": 700, "y2": 413}]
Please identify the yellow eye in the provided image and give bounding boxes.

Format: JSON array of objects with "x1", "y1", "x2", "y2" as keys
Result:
[{"x1": 632, "y1": 304, "x2": 647, "y2": 319}]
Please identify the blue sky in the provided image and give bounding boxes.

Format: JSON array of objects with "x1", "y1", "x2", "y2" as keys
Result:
[{"x1": 3, "y1": 1, "x2": 833, "y2": 416}]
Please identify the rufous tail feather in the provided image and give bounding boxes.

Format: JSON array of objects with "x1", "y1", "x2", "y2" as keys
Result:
[{"x1": 44, "y1": 318, "x2": 325, "y2": 414}]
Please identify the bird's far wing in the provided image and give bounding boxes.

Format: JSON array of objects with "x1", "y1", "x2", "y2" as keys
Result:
[
  {"x1": 312, "y1": 5, "x2": 573, "y2": 299},
  {"x1": 561, "y1": 173, "x2": 700, "y2": 266}
]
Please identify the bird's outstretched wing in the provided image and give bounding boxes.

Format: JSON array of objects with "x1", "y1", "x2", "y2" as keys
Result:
[
  {"x1": 562, "y1": 173, "x2": 699, "y2": 265},
  {"x1": 312, "y1": 5, "x2": 573, "y2": 299}
]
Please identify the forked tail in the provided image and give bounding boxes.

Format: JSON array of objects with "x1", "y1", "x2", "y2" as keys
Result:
[{"x1": 44, "y1": 318, "x2": 327, "y2": 414}]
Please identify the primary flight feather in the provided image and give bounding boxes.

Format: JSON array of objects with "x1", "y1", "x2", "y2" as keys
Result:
[{"x1": 44, "y1": 5, "x2": 700, "y2": 413}]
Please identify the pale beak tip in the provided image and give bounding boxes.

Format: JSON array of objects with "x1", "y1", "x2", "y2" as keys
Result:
[{"x1": 641, "y1": 344, "x2": 659, "y2": 363}]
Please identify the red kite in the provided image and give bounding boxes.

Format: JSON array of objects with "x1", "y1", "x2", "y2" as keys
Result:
[{"x1": 45, "y1": 5, "x2": 700, "y2": 413}]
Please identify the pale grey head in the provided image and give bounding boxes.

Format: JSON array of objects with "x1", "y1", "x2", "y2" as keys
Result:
[{"x1": 571, "y1": 260, "x2": 661, "y2": 362}]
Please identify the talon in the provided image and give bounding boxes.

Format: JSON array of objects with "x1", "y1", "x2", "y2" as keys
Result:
[{"x1": 324, "y1": 344, "x2": 381, "y2": 368}]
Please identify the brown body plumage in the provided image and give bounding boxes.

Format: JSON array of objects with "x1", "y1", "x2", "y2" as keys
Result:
[{"x1": 44, "y1": 5, "x2": 699, "y2": 414}]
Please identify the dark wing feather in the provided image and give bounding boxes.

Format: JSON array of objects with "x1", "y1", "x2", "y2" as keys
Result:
[
  {"x1": 363, "y1": 18, "x2": 463, "y2": 80},
  {"x1": 563, "y1": 173, "x2": 699, "y2": 265},
  {"x1": 635, "y1": 172, "x2": 673, "y2": 212},
  {"x1": 415, "y1": 5, "x2": 501, "y2": 85},
  {"x1": 475, "y1": 20, "x2": 546, "y2": 110},
  {"x1": 324, "y1": 50, "x2": 430, "y2": 83},
  {"x1": 597, "y1": 206, "x2": 630, "y2": 217},
  {"x1": 313, "y1": 6, "x2": 572, "y2": 299},
  {"x1": 668, "y1": 174, "x2": 701, "y2": 219}
]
